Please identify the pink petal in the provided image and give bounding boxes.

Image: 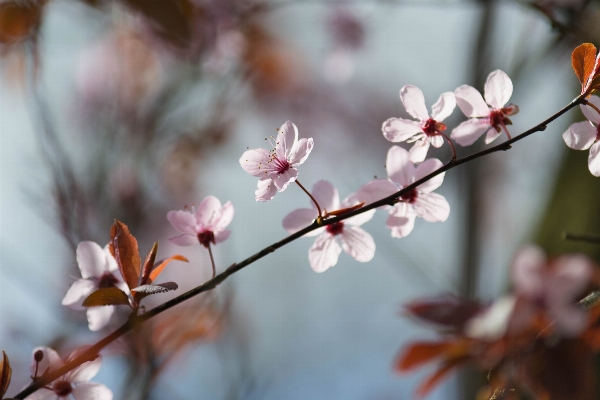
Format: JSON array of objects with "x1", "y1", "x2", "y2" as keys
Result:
[
  {"x1": 312, "y1": 180, "x2": 340, "y2": 212},
  {"x1": 415, "y1": 158, "x2": 444, "y2": 193},
  {"x1": 76, "y1": 241, "x2": 109, "y2": 279},
  {"x1": 66, "y1": 349, "x2": 101, "y2": 383},
  {"x1": 400, "y1": 85, "x2": 429, "y2": 121},
  {"x1": 484, "y1": 127, "x2": 503, "y2": 144},
  {"x1": 413, "y1": 192, "x2": 450, "y2": 222},
  {"x1": 196, "y1": 196, "x2": 222, "y2": 229},
  {"x1": 86, "y1": 306, "x2": 114, "y2": 331},
  {"x1": 550, "y1": 305, "x2": 588, "y2": 337},
  {"x1": 386, "y1": 212, "x2": 416, "y2": 238},
  {"x1": 166, "y1": 210, "x2": 197, "y2": 235},
  {"x1": 381, "y1": 117, "x2": 423, "y2": 143},
  {"x1": 340, "y1": 226, "x2": 375, "y2": 262},
  {"x1": 454, "y1": 85, "x2": 489, "y2": 117},
  {"x1": 308, "y1": 233, "x2": 342, "y2": 273},
  {"x1": 62, "y1": 279, "x2": 97, "y2": 310},
  {"x1": 276, "y1": 121, "x2": 299, "y2": 159},
  {"x1": 255, "y1": 178, "x2": 277, "y2": 202},
  {"x1": 273, "y1": 168, "x2": 298, "y2": 191},
  {"x1": 484, "y1": 70, "x2": 513, "y2": 109},
  {"x1": 214, "y1": 230, "x2": 231, "y2": 244},
  {"x1": 103, "y1": 245, "x2": 118, "y2": 273},
  {"x1": 450, "y1": 118, "x2": 490, "y2": 146},
  {"x1": 212, "y1": 201, "x2": 234, "y2": 232},
  {"x1": 430, "y1": 92, "x2": 456, "y2": 121},
  {"x1": 464, "y1": 296, "x2": 516, "y2": 340},
  {"x1": 511, "y1": 245, "x2": 546, "y2": 298},
  {"x1": 30, "y1": 347, "x2": 63, "y2": 377},
  {"x1": 71, "y1": 382, "x2": 113, "y2": 400},
  {"x1": 355, "y1": 179, "x2": 397, "y2": 206},
  {"x1": 563, "y1": 121, "x2": 596, "y2": 150},
  {"x1": 549, "y1": 254, "x2": 593, "y2": 302},
  {"x1": 408, "y1": 139, "x2": 430, "y2": 163},
  {"x1": 386, "y1": 145, "x2": 415, "y2": 187},
  {"x1": 24, "y1": 389, "x2": 58, "y2": 400},
  {"x1": 288, "y1": 137, "x2": 314, "y2": 166},
  {"x1": 169, "y1": 233, "x2": 197, "y2": 247},
  {"x1": 282, "y1": 208, "x2": 321, "y2": 236},
  {"x1": 429, "y1": 135, "x2": 444, "y2": 148},
  {"x1": 239, "y1": 148, "x2": 273, "y2": 177},
  {"x1": 580, "y1": 96, "x2": 600, "y2": 124},
  {"x1": 589, "y1": 141, "x2": 600, "y2": 176}
]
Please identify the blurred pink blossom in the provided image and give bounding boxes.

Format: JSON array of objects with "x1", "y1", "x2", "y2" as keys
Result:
[{"x1": 562, "y1": 95, "x2": 600, "y2": 176}]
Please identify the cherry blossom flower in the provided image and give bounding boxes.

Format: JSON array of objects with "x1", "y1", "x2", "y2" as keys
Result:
[
  {"x1": 239, "y1": 121, "x2": 314, "y2": 201},
  {"x1": 27, "y1": 346, "x2": 112, "y2": 400},
  {"x1": 356, "y1": 146, "x2": 450, "y2": 238},
  {"x1": 382, "y1": 86, "x2": 456, "y2": 162},
  {"x1": 510, "y1": 245, "x2": 593, "y2": 337},
  {"x1": 167, "y1": 196, "x2": 234, "y2": 247},
  {"x1": 562, "y1": 95, "x2": 600, "y2": 176},
  {"x1": 62, "y1": 241, "x2": 129, "y2": 331},
  {"x1": 282, "y1": 180, "x2": 375, "y2": 272},
  {"x1": 451, "y1": 70, "x2": 519, "y2": 146}
]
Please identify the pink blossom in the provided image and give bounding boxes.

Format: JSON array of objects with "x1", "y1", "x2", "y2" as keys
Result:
[
  {"x1": 451, "y1": 70, "x2": 519, "y2": 146},
  {"x1": 282, "y1": 180, "x2": 375, "y2": 272},
  {"x1": 356, "y1": 146, "x2": 450, "y2": 238},
  {"x1": 167, "y1": 196, "x2": 234, "y2": 247},
  {"x1": 381, "y1": 85, "x2": 456, "y2": 162},
  {"x1": 562, "y1": 95, "x2": 600, "y2": 176},
  {"x1": 27, "y1": 346, "x2": 112, "y2": 400},
  {"x1": 62, "y1": 242, "x2": 129, "y2": 331},
  {"x1": 239, "y1": 121, "x2": 314, "y2": 201},
  {"x1": 510, "y1": 245, "x2": 593, "y2": 337}
]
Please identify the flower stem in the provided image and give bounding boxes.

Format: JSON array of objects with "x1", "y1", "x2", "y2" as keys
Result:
[
  {"x1": 296, "y1": 180, "x2": 323, "y2": 219},
  {"x1": 207, "y1": 244, "x2": 216, "y2": 278},
  {"x1": 441, "y1": 133, "x2": 457, "y2": 161},
  {"x1": 500, "y1": 122, "x2": 512, "y2": 141}
]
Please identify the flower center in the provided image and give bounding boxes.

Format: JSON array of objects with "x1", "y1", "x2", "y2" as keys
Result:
[
  {"x1": 400, "y1": 189, "x2": 418, "y2": 204},
  {"x1": 326, "y1": 221, "x2": 344, "y2": 236},
  {"x1": 53, "y1": 380, "x2": 73, "y2": 397},
  {"x1": 98, "y1": 273, "x2": 119, "y2": 288},
  {"x1": 422, "y1": 118, "x2": 446, "y2": 137},
  {"x1": 270, "y1": 154, "x2": 290, "y2": 174},
  {"x1": 197, "y1": 231, "x2": 215, "y2": 248}
]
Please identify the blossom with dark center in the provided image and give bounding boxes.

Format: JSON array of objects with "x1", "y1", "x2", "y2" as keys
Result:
[
  {"x1": 562, "y1": 95, "x2": 600, "y2": 176},
  {"x1": 382, "y1": 85, "x2": 456, "y2": 162},
  {"x1": 239, "y1": 121, "x2": 314, "y2": 201},
  {"x1": 167, "y1": 196, "x2": 233, "y2": 248},
  {"x1": 356, "y1": 146, "x2": 450, "y2": 238},
  {"x1": 26, "y1": 346, "x2": 112, "y2": 400},
  {"x1": 282, "y1": 180, "x2": 375, "y2": 272},
  {"x1": 451, "y1": 69, "x2": 519, "y2": 146},
  {"x1": 62, "y1": 241, "x2": 129, "y2": 331}
]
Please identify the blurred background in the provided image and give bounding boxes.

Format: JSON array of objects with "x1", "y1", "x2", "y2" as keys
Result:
[{"x1": 1, "y1": 0, "x2": 600, "y2": 398}]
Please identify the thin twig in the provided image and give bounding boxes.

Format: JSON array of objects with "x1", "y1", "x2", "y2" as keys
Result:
[
  {"x1": 12, "y1": 94, "x2": 584, "y2": 399},
  {"x1": 562, "y1": 231, "x2": 600, "y2": 244}
]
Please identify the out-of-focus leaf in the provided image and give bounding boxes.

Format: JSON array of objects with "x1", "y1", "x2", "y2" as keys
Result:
[
  {"x1": 120, "y1": 0, "x2": 193, "y2": 49},
  {"x1": 149, "y1": 255, "x2": 188, "y2": 282},
  {"x1": 133, "y1": 282, "x2": 178, "y2": 295},
  {"x1": 0, "y1": 350, "x2": 11, "y2": 398},
  {"x1": 82, "y1": 287, "x2": 131, "y2": 307},
  {"x1": 396, "y1": 341, "x2": 464, "y2": 371},
  {"x1": 140, "y1": 241, "x2": 159, "y2": 286},
  {"x1": 404, "y1": 295, "x2": 482, "y2": 331},
  {"x1": 0, "y1": 1, "x2": 44, "y2": 44},
  {"x1": 109, "y1": 220, "x2": 141, "y2": 291},
  {"x1": 415, "y1": 359, "x2": 465, "y2": 399}
]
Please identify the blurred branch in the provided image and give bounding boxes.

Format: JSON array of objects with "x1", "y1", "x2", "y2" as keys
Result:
[{"x1": 562, "y1": 231, "x2": 600, "y2": 244}]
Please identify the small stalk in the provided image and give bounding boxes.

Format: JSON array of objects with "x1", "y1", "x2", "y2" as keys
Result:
[{"x1": 296, "y1": 180, "x2": 322, "y2": 219}]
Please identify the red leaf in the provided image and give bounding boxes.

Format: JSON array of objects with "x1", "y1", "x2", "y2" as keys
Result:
[
  {"x1": 396, "y1": 341, "x2": 457, "y2": 371},
  {"x1": 572, "y1": 43, "x2": 599, "y2": 94},
  {"x1": 109, "y1": 220, "x2": 141, "y2": 291},
  {"x1": 0, "y1": 350, "x2": 11, "y2": 398},
  {"x1": 415, "y1": 359, "x2": 464, "y2": 399},
  {"x1": 140, "y1": 241, "x2": 159, "y2": 286},
  {"x1": 0, "y1": 1, "x2": 44, "y2": 44},
  {"x1": 149, "y1": 255, "x2": 188, "y2": 282},
  {"x1": 82, "y1": 287, "x2": 131, "y2": 307},
  {"x1": 404, "y1": 295, "x2": 482, "y2": 331}
]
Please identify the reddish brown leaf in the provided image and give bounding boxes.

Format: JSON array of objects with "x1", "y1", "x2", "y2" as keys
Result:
[
  {"x1": 326, "y1": 202, "x2": 365, "y2": 217},
  {"x1": 572, "y1": 43, "x2": 598, "y2": 94},
  {"x1": 396, "y1": 341, "x2": 459, "y2": 371},
  {"x1": 0, "y1": 350, "x2": 11, "y2": 398},
  {"x1": 415, "y1": 359, "x2": 465, "y2": 399},
  {"x1": 140, "y1": 241, "x2": 159, "y2": 286},
  {"x1": 0, "y1": 1, "x2": 44, "y2": 44},
  {"x1": 149, "y1": 255, "x2": 188, "y2": 282},
  {"x1": 82, "y1": 287, "x2": 131, "y2": 307},
  {"x1": 404, "y1": 295, "x2": 482, "y2": 331},
  {"x1": 109, "y1": 220, "x2": 141, "y2": 291}
]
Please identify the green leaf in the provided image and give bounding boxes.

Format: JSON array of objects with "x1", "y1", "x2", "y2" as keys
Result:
[{"x1": 82, "y1": 287, "x2": 131, "y2": 308}]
